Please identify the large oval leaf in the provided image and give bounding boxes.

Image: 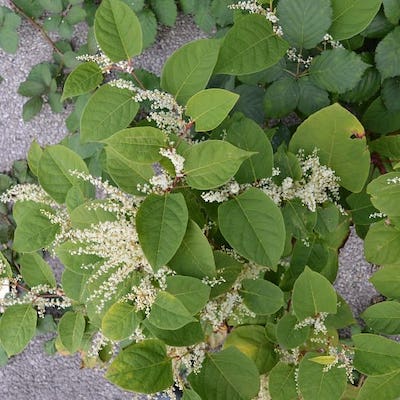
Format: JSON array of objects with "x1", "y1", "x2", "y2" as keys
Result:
[
  {"x1": 329, "y1": 0, "x2": 382, "y2": 40},
  {"x1": 136, "y1": 193, "x2": 188, "y2": 270},
  {"x1": 289, "y1": 103, "x2": 370, "y2": 193},
  {"x1": 218, "y1": 188, "x2": 285, "y2": 268},
  {"x1": 94, "y1": 0, "x2": 142, "y2": 62},
  {"x1": 184, "y1": 140, "x2": 254, "y2": 190},
  {"x1": 58, "y1": 311, "x2": 85, "y2": 354},
  {"x1": 38, "y1": 144, "x2": 92, "y2": 203},
  {"x1": 160, "y1": 39, "x2": 220, "y2": 104},
  {"x1": 361, "y1": 301, "x2": 400, "y2": 335},
  {"x1": 188, "y1": 347, "x2": 260, "y2": 400},
  {"x1": 185, "y1": 89, "x2": 239, "y2": 132},
  {"x1": 375, "y1": 26, "x2": 400, "y2": 81},
  {"x1": 106, "y1": 339, "x2": 173, "y2": 393},
  {"x1": 357, "y1": 369, "x2": 400, "y2": 400},
  {"x1": 19, "y1": 253, "x2": 56, "y2": 288},
  {"x1": 214, "y1": 14, "x2": 289, "y2": 75},
  {"x1": 370, "y1": 265, "x2": 400, "y2": 299},
  {"x1": 277, "y1": 0, "x2": 332, "y2": 49},
  {"x1": 0, "y1": 304, "x2": 37, "y2": 356},
  {"x1": 80, "y1": 84, "x2": 139, "y2": 143}
]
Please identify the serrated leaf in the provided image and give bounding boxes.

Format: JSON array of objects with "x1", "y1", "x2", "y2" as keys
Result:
[
  {"x1": 22, "y1": 96, "x2": 43, "y2": 122},
  {"x1": 80, "y1": 84, "x2": 139, "y2": 143},
  {"x1": 184, "y1": 140, "x2": 254, "y2": 190},
  {"x1": 150, "y1": 0, "x2": 177, "y2": 26},
  {"x1": 376, "y1": 26, "x2": 400, "y2": 81},
  {"x1": 62, "y1": 62, "x2": 103, "y2": 100},
  {"x1": 292, "y1": 267, "x2": 337, "y2": 320},
  {"x1": 383, "y1": 0, "x2": 400, "y2": 24},
  {"x1": 362, "y1": 96, "x2": 400, "y2": 134},
  {"x1": 264, "y1": 77, "x2": 299, "y2": 118},
  {"x1": 137, "y1": 9, "x2": 157, "y2": 48},
  {"x1": 361, "y1": 301, "x2": 400, "y2": 335},
  {"x1": 215, "y1": 14, "x2": 288, "y2": 75},
  {"x1": 289, "y1": 103, "x2": 370, "y2": 193},
  {"x1": 94, "y1": 0, "x2": 142, "y2": 62},
  {"x1": 19, "y1": 253, "x2": 56, "y2": 288},
  {"x1": 136, "y1": 193, "x2": 188, "y2": 270},
  {"x1": 188, "y1": 347, "x2": 260, "y2": 400},
  {"x1": 58, "y1": 311, "x2": 85, "y2": 353},
  {"x1": 329, "y1": 0, "x2": 382, "y2": 40},
  {"x1": 218, "y1": 188, "x2": 285, "y2": 268},
  {"x1": 309, "y1": 48, "x2": 369, "y2": 94},
  {"x1": 382, "y1": 77, "x2": 400, "y2": 112},
  {"x1": 106, "y1": 339, "x2": 173, "y2": 393},
  {"x1": 161, "y1": 39, "x2": 220, "y2": 104},
  {"x1": 168, "y1": 220, "x2": 216, "y2": 279},
  {"x1": 277, "y1": 0, "x2": 332, "y2": 49},
  {"x1": 297, "y1": 77, "x2": 330, "y2": 116},
  {"x1": 186, "y1": 89, "x2": 239, "y2": 132},
  {"x1": 0, "y1": 7, "x2": 21, "y2": 53}
]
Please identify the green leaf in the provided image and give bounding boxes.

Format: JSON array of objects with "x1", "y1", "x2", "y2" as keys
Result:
[
  {"x1": 0, "y1": 7, "x2": 21, "y2": 53},
  {"x1": 137, "y1": 9, "x2": 157, "y2": 48},
  {"x1": 225, "y1": 113, "x2": 273, "y2": 183},
  {"x1": 357, "y1": 369, "x2": 400, "y2": 400},
  {"x1": 184, "y1": 140, "x2": 254, "y2": 190},
  {"x1": 188, "y1": 347, "x2": 260, "y2": 400},
  {"x1": 375, "y1": 26, "x2": 400, "y2": 81},
  {"x1": 94, "y1": 0, "x2": 142, "y2": 62},
  {"x1": 264, "y1": 77, "x2": 299, "y2": 118},
  {"x1": 168, "y1": 220, "x2": 216, "y2": 279},
  {"x1": 215, "y1": 14, "x2": 289, "y2": 75},
  {"x1": 144, "y1": 320, "x2": 204, "y2": 346},
  {"x1": 329, "y1": 0, "x2": 382, "y2": 40},
  {"x1": 269, "y1": 362, "x2": 298, "y2": 400},
  {"x1": 27, "y1": 140, "x2": 42, "y2": 177},
  {"x1": 61, "y1": 268, "x2": 89, "y2": 302},
  {"x1": 65, "y1": 6, "x2": 86, "y2": 25},
  {"x1": 38, "y1": 144, "x2": 92, "y2": 203},
  {"x1": 102, "y1": 302, "x2": 142, "y2": 341},
  {"x1": 297, "y1": 76, "x2": 330, "y2": 116},
  {"x1": 283, "y1": 199, "x2": 317, "y2": 240},
  {"x1": 276, "y1": 314, "x2": 310, "y2": 349},
  {"x1": 298, "y1": 353, "x2": 347, "y2": 400},
  {"x1": 38, "y1": 0, "x2": 62, "y2": 12},
  {"x1": 13, "y1": 201, "x2": 60, "y2": 253},
  {"x1": 289, "y1": 103, "x2": 370, "y2": 193},
  {"x1": 277, "y1": 0, "x2": 332, "y2": 49},
  {"x1": 367, "y1": 172, "x2": 400, "y2": 217},
  {"x1": 292, "y1": 267, "x2": 337, "y2": 320},
  {"x1": 383, "y1": 0, "x2": 400, "y2": 24},
  {"x1": 240, "y1": 279, "x2": 284, "y2": 315},
  {"x1": 106, "y1": 339, "x2": 173, "y2": 393},
  {"x1": 136, "y1": 193, "x2": 188, "y2": 270},
  {"x1": 161, "y1": 39, "x2": 220, "y2": 104},
  {"x1": 19, "y1": 253, "x2": 56, "y2": 288},
  {"x1": 218, "y1": 188, "x2": 286, "y2": 268},
  {"x1": 182, "y1": 389, "x2": 202, "y2": 400},
  {"x1": 224, "y1": 325, "x2": 277, "y2": 373},
  {"x1": 58, "y1": 311, "x2": 85, "y2": 353},
  {"x1": 165, "y1": 275, "x2": 210, "y2": 315},
  {"x1": 70, "y1": 200, "x2": 117, "y2": 229},
  {"x1": 103, "y1": 127, "x2": 166, "y2": 163},
  {"x1": 104, "y1": 147, "x2": 154, "y2": 195},
  {"x1": 364, "y1": 221, "x2": 400, "y2": 265},
  {"x1": 370, "y1": 265, "x2": 400, "y2": 299},
  {"x1": 186, "y1": 89, "x2": 239, "y2": 132},
  {"x1": 22, "y1": 96, "x2": 43, "y2": 122},
  {"x1": 361, "y1": 301, "x2": 400, "y2": 335},
  {"x1": 309, "y1": 49, "x2": 369, "y2": 94},
  {"x1": 382, "y1": 77, "x2": 400, "y2": 112},
  {"x1": 150, "y1": 0, "x2": 177, "y2": 26},
  {"x1": 80, "y1": 84, "x2": 139, "y2": 143},
  {"x1": 148, "y1": 291, "x2": 196, "y2": 330},
  {"x1": 0, "y1": 304, "x2": 37, "y2": 356},
  {"x1": 233, "y1": 84, "x2": 266, "y2": 125},
  {"x1": 353, "y1": 333, "x2": 400, "y2": 375},
  {"x1": 362, "y1": 96, "x2": 400, "y2": 134},
  {"x1": 62, "y1": 62, "x2": 103, "y2": 100}
]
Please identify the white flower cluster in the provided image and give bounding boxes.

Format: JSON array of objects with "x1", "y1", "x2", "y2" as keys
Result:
[
  {"x1": 0, "y1": 183, "x2": 57, "y2": 207},
  {"x1": 286, "y1": 48, "x2": 313, "y2": 68},
  {"x1": 87, "y1": 331, "x2": 111, "y2": 358},
  {"x1": 275, "y1": 346, "x2": 301, "y2": 365},
  {"x1": 255, "y1": 374, "x2": 272, "y2": 400},
  {"x1": 77, "y1": 50, "x2": 134, "y2": 74},
  {"x1": 369, "y1": 212, "x2": 386, "y2": 219},
  {"x1": 324, "y1": 345, "x2": 355, "y2": 383},
  {"x1": 387, "y1": 176, "x2": 400, "y2": 185},
  {"x1": 295, "y1": 312, "x2": 328, "y2": 335},
  {"x1": 322, "y1": 33, "x2": 344, "y2": 49},
  {"x1": 159, "y1": 148, "x2": 185, "y2": 178},
  {"x1": 201, "y1": 149, "x2": 341, "y2": 212},
  {"x1": 109, "y1": 79, "x2": 187, "y2": 135},
  {"x1": 228, "y1": 1, "x2": 283, "y2": 36}
]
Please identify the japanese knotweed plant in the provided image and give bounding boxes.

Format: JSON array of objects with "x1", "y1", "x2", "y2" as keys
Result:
[{"x1": 1, "y1": 0, "x2": 400, "y2": 399}]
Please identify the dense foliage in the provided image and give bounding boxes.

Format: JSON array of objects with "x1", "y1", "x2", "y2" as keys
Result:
[{"x1": 1, "y1": 0, "x2": 400, "y2": 399}]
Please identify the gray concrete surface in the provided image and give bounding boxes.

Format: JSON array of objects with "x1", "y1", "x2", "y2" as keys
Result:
[{"x1": 0, "y1": 3, "x2": 379, "y2": 399}]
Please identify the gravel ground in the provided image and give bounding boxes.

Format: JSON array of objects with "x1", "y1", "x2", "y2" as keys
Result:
[{"x1": 0, "y1": 3, "x2": 379, "y2": 400}]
